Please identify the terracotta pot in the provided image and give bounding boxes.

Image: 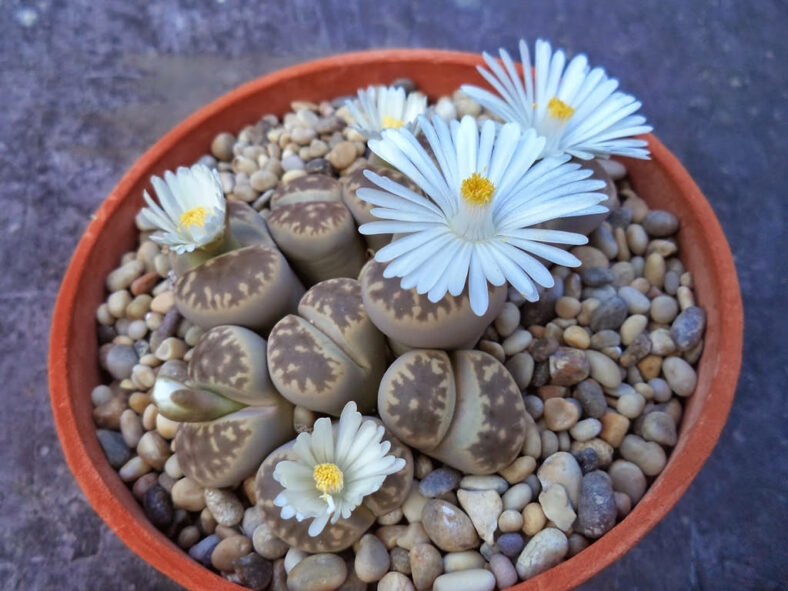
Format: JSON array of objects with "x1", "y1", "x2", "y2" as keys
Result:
[{"x1": 48, "y1": 49, "x2": 743, "y2": 590}]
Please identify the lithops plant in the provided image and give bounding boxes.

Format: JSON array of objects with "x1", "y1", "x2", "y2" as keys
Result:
[
  {"x1": 188, "y1": 324, "x2": 280, "y2": 405},
  {"x1": 339, "y1": 164, "x2": 422, "y2": 251},
  {"x1": 255, "y1": 421, "x2": 413, "y2": 553},
  {"x1": 269, "y1": 173, "x2": 342, "y2": 209},
  {"x1": 152, "y1": 325, "x2": 295, "y2": 488},
  {"x1": 267, "y1": 200, "x2": 366, "y2": 285},
  {"x1": 267, "y1": 277, "x2": 387, "y2": 416},
  {"x1": 173, "y1": 243, "x2": 304, "y2": 332},
  {"x1": 378, "y1": 349, "x2": 527, "y2": 474},
  {"x1": 359, "y1": 259, "x2": 507, "y2": 351}
]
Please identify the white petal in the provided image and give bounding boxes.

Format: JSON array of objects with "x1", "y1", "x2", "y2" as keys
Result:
[{"x1": 468, "y1": 250, "x2": 489, "y2": 316}]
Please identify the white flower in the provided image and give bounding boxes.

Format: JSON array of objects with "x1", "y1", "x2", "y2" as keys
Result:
[
  {"x1": 345, "y1": 85, "x2": 427, "y2": 140},
  {"x1": 461, "y1": 39, "x2": 652, "y2": 160},
  {"x1": 139, "y1": 163, "x2": 226, "y2": 254},
  {"x1": 357, "y1": 114, "x2": 608, "y2": 316},
  {"x1": 273, "y1": 402, "x2": 406, "y2": 537}
]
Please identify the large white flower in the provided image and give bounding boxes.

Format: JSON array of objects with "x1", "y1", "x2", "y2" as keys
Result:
[
  {"x1": 461, "y1": 39, "x2": 652, "y2": 160},
  {"x1": 139, "y1": 163, "x2": 226, "y2": 254},
  {"x1": 273, "y1": 402, "x2": 406, "y2": 537},
  {"x1": 345, "y1": 85, "x2": 427, "y2": 140},
  {"x1": 357, "y1": 114, "x2": 608, "y2": 316}
]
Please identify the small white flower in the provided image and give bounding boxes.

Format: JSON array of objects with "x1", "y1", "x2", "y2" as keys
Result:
[
  {"x1": 358, "y1": 115, "x2": 608, "y2": 316},
  {"x1": 461, "y1": 39, "x2": 652, "y2": 160},
  {"x1": 139, "y1": 163, "x2": 226, "y2": 254},
  {"x1": 345, "y1": 85, "x2": 427, "y2": 140},
  {"x1": 273, "y1": 402, "x2": 406, "y2": 537}
]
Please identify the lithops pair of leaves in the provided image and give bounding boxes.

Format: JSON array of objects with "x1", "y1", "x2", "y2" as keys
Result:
[
  {"x1": 267, "y1": 277, "x2": 388, "y2": 416},
  {"x1": 338, "y1": 164, "x2": 422, "y2": 251},
  {"x1": 359, "y1": 259, "x2": 507, "y2": 352},
  {"x1": 172, "y1": 201, "x2": 304, "y2": 333},
  {"x1": 153, "y1": 325, "x2": 295, "y2": 488},
  {"x1": 266, "y1": 175, "x2": 366, "y2": 286},
  {"x1": 378, "y1": 349, "x2": 528, "y2": 474},
  {"x1": 255, "y1": 421, "x2": 413, "y2": 553}
]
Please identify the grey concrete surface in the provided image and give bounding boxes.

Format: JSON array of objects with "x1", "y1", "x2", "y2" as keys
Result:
[{"x1": 1, "y1": 0, "x2": 786, "y2": 589}]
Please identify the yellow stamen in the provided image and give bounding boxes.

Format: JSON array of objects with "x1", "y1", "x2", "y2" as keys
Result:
[
  {"x1": 382, "y1": 115, "x2": 406, "y2": 129},
  {"x1": 179, "y1": 206, "x2": 208, "y2": 228},
  {"x1": 313, "y1": 463, "x2": 344, "y2": 496},
  {"x1": 461, "y1": 173, "x2": 495, "y2": 206},
  {"x1": 548, "y1": 97, "x2": 575, "y2": 121}
]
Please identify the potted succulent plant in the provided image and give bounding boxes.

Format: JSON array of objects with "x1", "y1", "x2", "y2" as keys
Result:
[{"x1": 49, "y1": 43, "x2": 742, "y2": 591}]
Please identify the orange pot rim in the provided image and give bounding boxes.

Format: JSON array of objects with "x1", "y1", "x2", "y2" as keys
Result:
[{"x1": 48, "y1": 48, "x2": 743, "y2": 591}]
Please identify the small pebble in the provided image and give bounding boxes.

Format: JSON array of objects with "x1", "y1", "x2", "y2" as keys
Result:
[
  {"x1": 458, "y1": 475, "x2": 509, "y2": 493},
  {"x1": 575, "y1": 380, "x2": 608, "y2": 418},
  {"x1": 641, "y1": 411, "x2": 678, "y2": 446},
  {"x1": 96, "y1": 429, "x2": 131, "y2": 469},
  {"x1": 569, "y1": 418, "x2": 602, "y2": 442},
  {"x1": 355, "y1": 534, "x2": 390, "y2": 583},
  {"x1": 619, "y1": 286, "x2": 651, "y2": 314},
  {"x1": 143, "y1": 484, "x2": 173, "y2": 529},
  {"x1": 651, "y1": 295, "x2": 679, "y2": 324},
  {"x1": 419, "y1": 467, "x2": 460, "y2": 498},
  {"x1": 515, "y1": 527, "x2": 569, "y2": 580},
  {"x1": 538, "y1": 484, "x2": 576, "y2": 531},
  {"x1": 204, "y1": 488, "x2": 244, "y2": 527},
  {"x1": 421, "y1": 500, "x2": 479, "y2": 552},
  {"x1": 573, "y1": 447, "x2": 600, "y2": 474},
  {"x1": 522, "y1": 502, "x2": 547, "y2": 536},
  {"x1": 442, "y1": 550, "x2": 485, "y2": 573},
  {"x1": 502, "y1": 483, "x2": 533, "y2": 511},
  {"x1": 505, "y1": 353, "x2": 534, "y2": 390},
  {"x1": 252, "y1": 522, "x2": 290, "y2": 560},
  {"x1": 495, "y1": 302, "x2": 521, "y2": 337},
  {"x1": 498, "y1": 509, "x2": 524, "y2": 533},
  {"x1": 585, "y1": 350, "x2": 622, "y2": 389},
  {"x1": 233, "y1": 553, "x2": 273, "y2": 590},
  {"x1": 662, "y1": 356, "x2": 698, "y2": 396},
  {"x1": 287, "y1": 553, "x2": 348, "y2": 591},
  {"x1": 600, "y1": 411, "x2": 631, "y2": 447},
  {"x1": 590, "y1": 296, "x2": 628, "y2": 331},
  {"x1": 620, "y1": 435, "x2": 667, "y2": 476},
  {"x1": 456, "y1": 489, "x2": 501, "y2": 546},
  {"x1": 212, "y1": 536, "x2": 252, "y2": 572},
  {"x1": 377, "y1": 571, "x2": 415, "y2": 591},
  {"x1": 544, "y1": 398, "x2": 581, "y2": 431},
  {"x1": 409, "y1": 543, "x2": 443, "y2": 591},
  {"x1": 671, "y1": 306, "x2": 706, "y2": 351},
  {"x1": 188, "y1": 534, "x2": 221, "y2": 567},
  {"x1": 502, "y1": 329, "x2": 533, "y2": 356},
  {"x1": 575, "y1": 471, "x2": 617, "y2": 538},
  {"x1": 433, "y1": 569, "x2": 495, "y2": 591},
  {"x1": 642, "y1": 210, "x2": 679, "y2": 236},
  {"x1": 549, "y1": 347, "x2": 591, "y2": 386},
  {"x1": 563, "y1": 325, "x2": 591, "y2": 349},
  {"x1": 617, "y1": 392, "x2": 646, "y2": 419},
  {"x1": 499, "y1": 455, "x2": 537, "y2": 484}
]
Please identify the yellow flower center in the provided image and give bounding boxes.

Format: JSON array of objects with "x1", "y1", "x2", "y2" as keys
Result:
[
  {"x1": 461, "y1": 173, "x2": 495, "y2": 206},
  {"x1": 548, "y1": 97, "x2": 575, "y2": 121},
  {"x1": 179, "y1": 206, "x2": 208, "y2": 228},
  {"x1": 382, "y1": 115, "x2": 406, "y2": 129},
  {"x1": 313, "y1": 463, "x2": 344, "y2": 495}
]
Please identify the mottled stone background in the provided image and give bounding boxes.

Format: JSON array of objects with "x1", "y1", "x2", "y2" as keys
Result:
[{"x1": 1, "y1": 0, "x2": 785, "y2": 589}]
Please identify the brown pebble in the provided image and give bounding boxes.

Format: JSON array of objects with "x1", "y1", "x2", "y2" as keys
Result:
[
  {"x1": 130, "y1": 271, "x2": 160, "y2": 296},
  {"x1": 599, "y1": 411, "x2": 630, "y2": 447}
]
